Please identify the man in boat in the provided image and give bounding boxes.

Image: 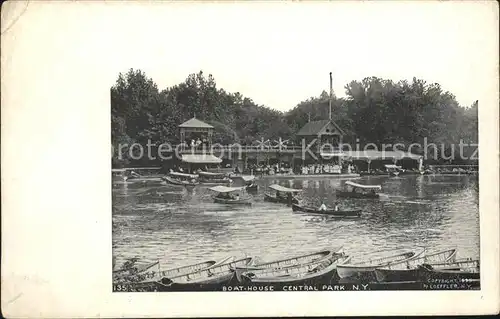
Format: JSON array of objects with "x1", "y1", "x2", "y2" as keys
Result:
[
  {"x1": 334, "y1": 202, "x2": 340, "y2": 211},
  {"x1": 319, "y1": 202, "x2": 327, "y2": 211}
]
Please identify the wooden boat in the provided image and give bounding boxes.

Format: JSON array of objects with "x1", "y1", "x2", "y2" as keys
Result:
[
  {"x1": 264, "y1": 184, "x2": 302, "y2": 204},
  {"x1": 233, "y1": 247, "x2": 343, "y2": 283},
  {"x1": 210, "y1": 186, "x2": 253, "y2": 205},
  {"x1": 336, "y1": 181, "x2": 381, "y2": 199},
  {"x1": 144, "y1": 258, "x2": 232, "y2": 281},
  {"x1": 292, "y1": 203, "x2": 362, "y2": 218},
  {"x1": 198, "y1": 171, "x2": 233, "y2": 185},
  {"x1": 158, "y1": 257, "x2": 254, "y2": 291},
  {"x1": 336, "y1": 250, "x2": 421, "y2": 280},
  {"x1": 420, "y1": 258, "x2": 479, "y2": 271},
  {"x1": 374, "y1": 248, "x2": 457, "y2": 282},
  {"x1": 113, "y1": 259, "x2": 160, "y2": 277},
  {"x1": 163, "y1": 172, "x2": 199, "y2": 187},
  {"x1": 246, "y1": 184, "x2": 258, "y2": 192},
  {"x1": 240, "y1": 254, "x2": 351, "y2": 287},
  {"x1": 213, "y1": 196, "x2": 252, "y2": 205},
  {"x1": 385, "y1": 164, "x2": 402, "y2": 176},
  {"x1": 417, "y1": 263, "x2": 480, "y2": 281},
  {"x1": 239, "y1": 175, "x2": 259, "y2": 193},
  {"x1": 113, "y1": 258, "x2": 230, "y2": 292}
]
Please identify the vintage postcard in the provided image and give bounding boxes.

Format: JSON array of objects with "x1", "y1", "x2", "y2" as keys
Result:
[{"x1": 2, "y1": 0, "x2": 499, "y2": 317}]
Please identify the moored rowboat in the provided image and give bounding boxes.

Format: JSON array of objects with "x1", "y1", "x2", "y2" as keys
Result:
[
  {"x1": 113, "y1": 259, "x2": 225, "y2": 292},
  {"x1": 291, "y1": 203, "x2": 362, "y2": 218},
  {"x1": 416, "y1": 263, "x2": 480, "y2": 281},
  {"x1": 240, "y1": 254, "x2": 351, "y2": 287},
  {"x1": 374, "y1": 249, "x2": 457, "y2": 282},
  {"x1": 113, "y1": 260, "x2": 160, "y2": 277},
  {"x1": 158, "y1": 257, "x2": 254, "y2": 291},
  {"x1": 336, "y1": 250, "x2": 421, "y2": 280},
  {"x1": 233, "y1": 247, "x2": 343, "y2": 283},
  {"x1": 163, "y1": 175, "x2": 198, "y2": 187}
]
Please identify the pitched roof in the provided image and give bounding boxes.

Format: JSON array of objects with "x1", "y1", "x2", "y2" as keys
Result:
[
  {"x1": 296, "y1": 119, "x2": 345, "y2": 136},
  {"x1": 179, "y1": 117, "x2": 214, "y2": 129}
]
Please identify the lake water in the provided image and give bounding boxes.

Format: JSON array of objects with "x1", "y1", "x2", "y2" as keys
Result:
[{"x1": 112, "y1": 175, "x2": 479, "y2": 269}]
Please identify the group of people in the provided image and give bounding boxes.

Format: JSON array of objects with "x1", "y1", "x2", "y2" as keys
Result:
[
  {"x1": 299, "y1": 163, "x2": 357, "y2": 175},
  {"x1": 184, "y1": 137, "x2": 209, "y2": 150},
  {"x1": 319, "y1": 201, "x2": 341, "y2": 211},
  {"x1": 252, "y1": 164, "x2": 294, "y2": 176},
  {"x1": 216, "y1": 192, "x2": 240, "y2": 200}
]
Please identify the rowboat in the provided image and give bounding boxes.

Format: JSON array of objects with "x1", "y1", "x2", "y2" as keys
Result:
[
  {"x1": 210, "y1": 186, "x2": 253, "y2": 205},
  {"x1": 241, "y1": 175, "x2": 259, "y2": 193},
  {"x1": 417, "y1": 263, "x2": 480, "y2": 281},
  {"x1": 264, "y1": 184, "x2": 302, "y2": 204},
  {"x1": 213, "y1": 196, "x2": 252, "y2": 205},
  {"x1": 113, "y1": 258, "x2": 231, "y2": 292},
  {"x1": 240, "y1": 254, "x2": 351, "y2": 287},
  {"x1": 336, "y1": 181, "x2": 381, "y2": 199},
  {"x1": 163, "y1": 172, "x2": 199, "y2": 187},
  {"x1": 233, "y1": 247, "x2": 343, "y2": 283},
  {"x1": 292, "y1": 203, "x2": 362, "y2": 218},
  {"x1": 385, "y1": 164, "x2": 402, "y2": 177},
  {"x1": 419, "y1": 258, "x2": 479, "y2": 271},
  {"x1": 374, "y1": 248, "x2": 457, "y2": 282},
  {"x1": 336, "y1": 250, "x2": 421, "y2": 280},
  {"x1": 246, "y1": 184, "x2": 258, "y2": 192},
  {"x1": 113, "y1": 259, "x2": 160, "y2": 277},
  {"x1": 158, "y1": 257, "x2": 254, "y2": 291},
  {"x1": 198, "y1": 171, "x2": 233, "y2": 185}
]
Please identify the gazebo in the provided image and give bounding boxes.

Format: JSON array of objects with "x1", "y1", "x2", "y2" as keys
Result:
[
  {"x1": 178, "y1": 117, "x2": 222, "y2": 173},
  {"x1": 179, "y1": 116, "x2": 214, "y2": 150}
]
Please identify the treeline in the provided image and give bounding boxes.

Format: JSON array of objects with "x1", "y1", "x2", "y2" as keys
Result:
[{"x1": 111, "y1": 69, "x2": 478, "y2": 166}]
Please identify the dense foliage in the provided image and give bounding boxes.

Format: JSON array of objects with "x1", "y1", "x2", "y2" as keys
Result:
[{"x1": 111, "y1": 69, "x2": 478, "y2": 166}]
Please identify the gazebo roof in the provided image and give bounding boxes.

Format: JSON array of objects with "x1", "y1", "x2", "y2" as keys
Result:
[{"x1": 179, "y1": 117, "x2": 214, "y2": 129}]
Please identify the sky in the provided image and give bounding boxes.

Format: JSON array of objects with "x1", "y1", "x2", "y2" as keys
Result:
[{"x1": 3, "y1": 1, "x2": 498, "y2": 111}]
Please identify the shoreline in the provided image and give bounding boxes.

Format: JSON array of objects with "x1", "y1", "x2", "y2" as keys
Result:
[{"x1": 258, "y1": 173, "x2": 361, "y2": 179}]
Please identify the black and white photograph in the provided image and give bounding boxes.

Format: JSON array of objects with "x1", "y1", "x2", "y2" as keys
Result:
[
  {"x1": 2, "y1": 1, "x2": 498, "y2": 317},
  {"x1": 111, "y1": 2, "x2": 483, "y2": 293}
]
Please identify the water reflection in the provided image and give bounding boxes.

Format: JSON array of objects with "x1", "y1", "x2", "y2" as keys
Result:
[{"x1": 112, "y1": 175, "x2": 479, "y2": 268}]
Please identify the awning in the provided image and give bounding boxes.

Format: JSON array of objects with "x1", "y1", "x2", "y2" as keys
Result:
[
  {"x1": 240, "y1": 175, "x2": 255, "y2": 182},
  {"x1": 198, "y1": 171, "x2": 227, "y2": 177},
  {"x1": 320, "y1": 152, "x2": 346, "y2": 157},
  {"x1": 268, "y1": 184, "x2": 303, "y2": 193},
  {"x1": 343, "y1": 150, "x2": 422, "y2": 161},
  {"x1": 181, "y1": 154, "x2": 222, "y2": 164},
  {"x1": 345, "y1": 181, "x2": 382, "y2": 190},
  {"x1": 385, "y1": 164, "x2": 402, "y2": 169},
  {"x1": 209, "y1": 186, "x2": 246, "y2": 193},
  {"x1": 170, "y1": 172, "x2": 198, "y2": 178}
]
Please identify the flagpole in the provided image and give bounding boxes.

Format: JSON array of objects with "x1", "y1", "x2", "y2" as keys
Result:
[{"x1": 329, "y1": 72, "x2": 333, "y2": 120}]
